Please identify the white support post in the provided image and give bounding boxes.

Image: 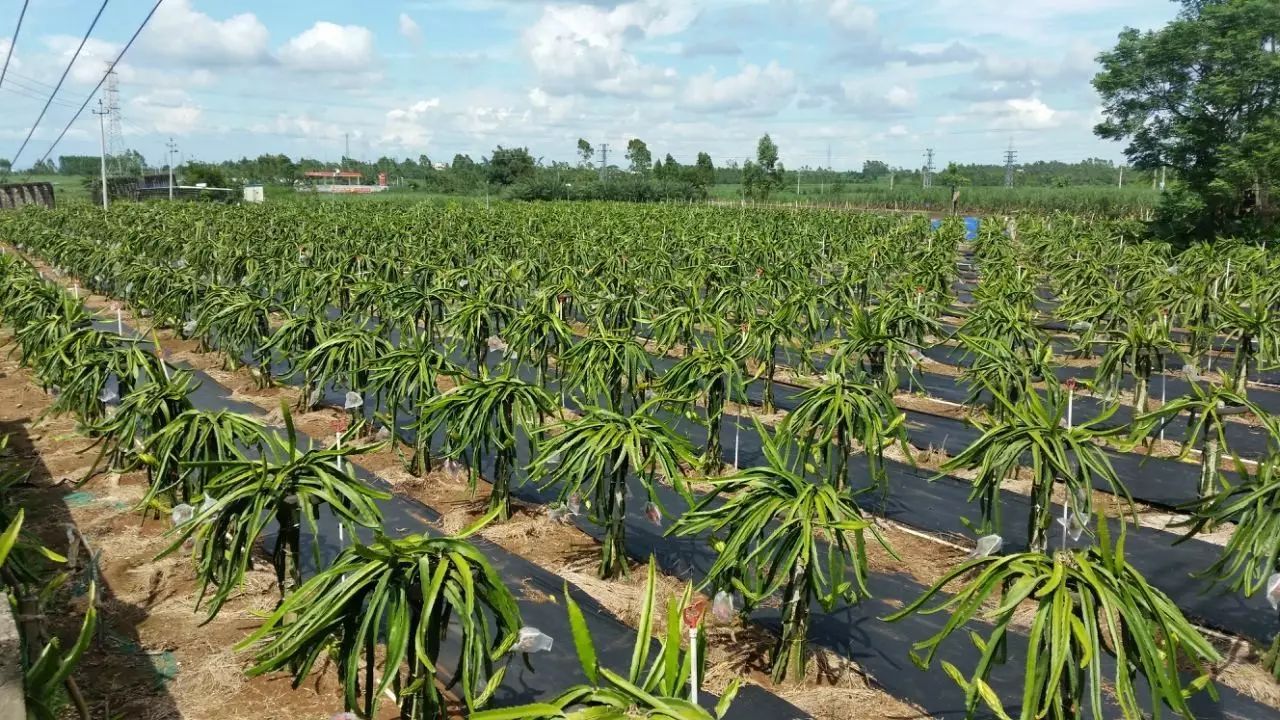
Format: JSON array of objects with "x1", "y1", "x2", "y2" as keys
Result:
[{"x1": 688, "y1": 627, "x2": 699, "y2": 705}]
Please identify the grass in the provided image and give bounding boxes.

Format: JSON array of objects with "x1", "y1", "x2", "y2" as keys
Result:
[{"x1": 708, "y1": 183, "x2": 1160, "y2": 217}]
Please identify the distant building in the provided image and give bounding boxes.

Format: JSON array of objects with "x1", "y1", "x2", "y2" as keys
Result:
[{"x1": 300, "y1": 170, "x2": 389, "y2": 194}]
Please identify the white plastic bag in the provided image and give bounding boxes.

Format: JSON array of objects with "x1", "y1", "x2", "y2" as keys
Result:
[
  {"x1": 1266, "y1": 573, "x2": 1280, "y2": 612},
  {"x1": 343, "y1": 391, "x2": 363, "y2": 410},
  {"x1": 171, "y1": 503, "x2": 195, "y2": 526},
  {"x1": 512, "y1": 627, "x2": 554, "y2": 654},
  {"x1": 967, "y1": 534, "x2": 1003, "y2": 559},
  {"x1": 1056, "y1": 512, "x2": 1086, "y2": 542},
  {"x1": 644, "y1": 502, "x2": 662, "y2": 527},
  {"x1": 711, "y1": 590, "x2": 735, "y2": 623}
]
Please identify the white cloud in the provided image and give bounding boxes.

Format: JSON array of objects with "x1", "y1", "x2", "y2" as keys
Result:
[
  {"x1": 140, "y1": 0, "x2": 269, "y2": 65},
  {"x1": 524, "y1": 0, "x2": 693, "y2": 98},
  {"x1": 978, "y1": 42, "x2": 1096, "y2": 87},
  {"x1": 129, "y1": 89, "x2": 203, "y2": 135},
  {"x1": 837, "y1": 78, "x2": 918, "y2": 114},
  {"x1": 827, "y1": 0, "x2": 876, "y2": 35},
  {"x1": 250, "y1": 113, "x2": 353, "y2": 143},
  {"x1": 40, "y1": 36, "x2": 121, "y2": 85},
  {"x1": 398, "y1": 13, "x2": 422, "y2": 44},
  {"x1": 940, "y1": 97, "x2": 1069, "y2": 131},
  {"x1": 887, "y1": 124, "x2": 909, "y2": 137},
  {"x1": 382, "y1": 97, "x2": 440, "y2": 147},
  {"x1": 279, "y1": 22, "x2": 377, "y2": 72},
  {"x1": 1002, "y1": 97, "x2": 1060, "y2": 128},
  {"x1": 683, "y1": 62, "x2": 797, "y2": 116}
]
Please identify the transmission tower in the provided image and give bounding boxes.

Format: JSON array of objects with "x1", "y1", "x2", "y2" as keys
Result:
[
  {"x1": 102, "y1": 64, "x2": 127, "y2": 176},
  {"x1": 922, "y1": 148, "x2": 935, "y2": 188},
  {"x1": 1003, "y1": 141, "x2": 1018, "y2": 188},
  {"x1": 598, "y1": 143, "x2": 609, "y2": 182}
]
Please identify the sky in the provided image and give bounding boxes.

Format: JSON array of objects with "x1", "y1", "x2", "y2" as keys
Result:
[{"x1": 0, "y1": 0, "x2": 1181, "y2": 172}]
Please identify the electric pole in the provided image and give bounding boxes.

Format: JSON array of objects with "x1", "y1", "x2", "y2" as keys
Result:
[
  {"x1": 166, "y1": 137, "x2": 178, "y2": 201},
  {"x1": 93, "y1": 99, "x2": 109, "y2": 209},
  {"x1": 1003, "y1": 141, "x2": 1018, "y2": 188},
  {"x1": 824, "y1": 143, "x2": 831, "y2": 195},
  {"x1": 598, "y1": 143, "x2": 609, "y2": 182},
  {"x1": 923, "y1": 148, "x2": 935, "y2": 188},
  {"x1": 344, "y1": 132, "x2": 350, "y2": 165},
  {"x1": 1118, "y1": 166, "x2": 1124, "y2": 188}
]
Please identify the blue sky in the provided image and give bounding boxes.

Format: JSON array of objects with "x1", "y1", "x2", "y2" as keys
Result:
[{"x1": 0, "y1": 0, "x2": 1179, "y2": 171}]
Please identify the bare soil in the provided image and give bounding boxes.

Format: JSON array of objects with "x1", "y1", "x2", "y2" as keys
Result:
[{"x1": 0, "y1": 348, "x2": 379, "y2": 720}]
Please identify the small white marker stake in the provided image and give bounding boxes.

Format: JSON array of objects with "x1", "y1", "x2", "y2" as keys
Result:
[
  {"x1": 733, "y1": 420, "x2": 740, "y2": 470},
  {"x1": 72, "y1": 282, "x2": 78, "y2": 299},
  {"x1": 689, "y1": 627, "x2": 698, "y2": 705},
  {"x1": 335, "y1": 430, "x2": 346, "y2": 546},
  {"x1": 1160, "y1": 374, "x2": 1167, "y2": 443},
  {"x1": 116, "y1": 308, "x2": 122, "y2": 335}
]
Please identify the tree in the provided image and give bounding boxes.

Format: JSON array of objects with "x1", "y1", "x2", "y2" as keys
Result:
[
  {"x1": 1093, "y1": 0, "x2": 1280, "y2": 238},
  {"x1": 183, "y1": 162, "x2": 231, "y2": 189},
  {"x1": 862, "y1": 159, "x2": 890, "y2": 181},
  {"x1": 576, "y1": 138, "x2": 594, "y2": 167},
  {"x1": 625, "y1": 138, "x2": 652, "y2": 174},
  {"x1": 742, "y1": 134, "x2": 784, "y2": 200},
  {"x1": 0, "y1": 158, "x2": 13, "y2": 176},
  {"x1": 486, "y1": 145, "x2": 536, "y2": 186},
  {"x1": 935, "y1": 162, "x2": 970, "y2": 214},
  {"x1": 692, "y1": 151, "x2": 715, "y2": 189}
]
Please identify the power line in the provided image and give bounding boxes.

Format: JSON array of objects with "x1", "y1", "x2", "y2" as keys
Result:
[
  {"x1": 10, "y1": 0, "x2": 111, "y2": 166},
  {"x1": 0, "y1": 0, "x2": 30, "y2": 91},
  {"x1": 33, "y1": 0, "x2": 165, "y2": 168}
]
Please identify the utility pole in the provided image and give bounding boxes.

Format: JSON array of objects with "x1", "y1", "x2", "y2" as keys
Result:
[
  {"x1": 1159, "y1": 166, "x2": 1166, "y2": 192},
  {"x1": 1118, "y1": 166, "x2": 1124, "y2": 188},
  {"x1": 93, "y1": 99, "x2": 109, "y2": 210},
  {"x1": 1003, "y1": 141, "x2": 1018, "y2": 188},
  {"x1": 166, "y1": 137, "x2": 178, "y2": 201},
  {"x1": 824, "y1": 143, "x2": 831, "y2": 195},
  {"x1": 923, "y1": 148, "x2": 935, "y2": 188},
  {"x1": 344, "y1": 132, "x2": 350, "y2": 165},
  {"x1": 598, "y1": 143, "x2": 609, "y2": 182}
]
